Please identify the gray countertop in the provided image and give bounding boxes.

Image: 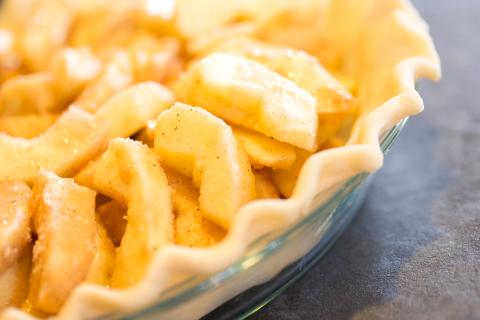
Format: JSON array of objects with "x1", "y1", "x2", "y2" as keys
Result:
[{"x1": 250, "y1": 1, "x2": 480, "y2": 319}]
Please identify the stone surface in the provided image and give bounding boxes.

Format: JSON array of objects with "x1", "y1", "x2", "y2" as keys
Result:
[{"x1": 248, "y1": 1, "x2": 480, "y2": 319}]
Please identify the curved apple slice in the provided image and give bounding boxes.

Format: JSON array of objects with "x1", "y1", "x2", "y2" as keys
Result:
[
  {"x1": 0, "y1": 245, "x2": 31, "y2": 310},
  {"x1": 48, "y1": 47, "x2": 102, "y2": 103},
  {"x1": 0, "y1": 74, "x2": 57, "y2": 115},
  {"x1": 254, "y1": 169, "x2": 280, "y2": 200},
  {"x1": 272, "y1": 149, "x2": 311, "y2": 198},
  {"x1": 0, "y1": 107, "x2": 107, "y2": 183},
  {"x1": 96, "y1": 200, "x2": 127, "y2": 247},
  {"x1": 0, "y1": 181, "x2": 32, "y2": 273},
  {"x1": 95, "y1": 82, "x2": 174, "y2": 140},
  {"x1": 0, "y1": 113, "x2": 59, "y2": 138},
  {"x1": 85, "y1": 217, "x2": 115, "y2": 286},
  {"x1": 135, "y1": 119, "x2": 157, "y2": 147},
  {"x1": 272, "y1": 138, "x2": 344, "y2": 198},
  {"x1": 232, "y1": 126, "x2": 296, "y2": 170},
  {"x1": 163, "y1": 167, "x2": 226, "y2": 248},
  {"x1": 73, "y1": 52, "x2": 133, "y2": 113},
  {"x1": 154, "y1": 103, "x2": 255, "y2": 229},
  {"x1": 211, "y1": 37, "x2": 358, "y2": 145},
  {"x1": 29, "y1": 171, "x2": 97, "y2": 314},
  {"x1": 76, "y1": 138, "x2": 173, "y2": 288},
  {"x1": 175, "y1": 53, "x2": 318, "y2": 151}
]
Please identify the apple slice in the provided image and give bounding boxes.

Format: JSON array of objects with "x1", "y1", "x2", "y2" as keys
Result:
[
  {"x1": 175, "y1": 53, "x2": 318, "y2": 151},
  {"x1": 48, "y1": 47, "x2": 102, "y2": 104},
  {"x1": 73, "y1": 52, "x2": 133, "y2": 113},
  {"x1": 0, "y1": 181, "x2": 32, "y2": 273},
  {"x1": 0, "y1": 107, "x2": 107, "y2": 183},
  {"x1": 154, "y1": 103, "x2": 255, "y2": 229},
  {"x1": 272, "y1": 149, "x2": 311, "y2": 198},
  {"x1": 0, "y1": 74, "x2": 57, "y2": 115},
  {"x1": 0, "y1": 245, "x2": 31, "y2": 310},
  {"x1": 163, "y1": 167, "x2": 226, "y2": 248},
  {"x1": 76, "y1": 138, "x2": 173, "y2": 288},
  {"x1": 211, "y1": 37, "x2": 357, "y2": 145},
  {"x1": 97, "y1": 200, "x2": 127, "y2": 247},
  {"x1": 232, "y1": 126, "x2": 296, "y2": 170},
  {"x1": 28, "y1": 171, "x2": 97, "y2": 314},
  {"x1": 0, "y1": 113, "x2": 59, "y2": 138},
  {"x1": 254, "y1": 169, "x2": 280, "y2": 200},
  {"x1": 95, "y1": 82, "x2": 174, "y2": 140},
  {"x1": 85, "y1": 217, "x2": 115, "y2": 286}
]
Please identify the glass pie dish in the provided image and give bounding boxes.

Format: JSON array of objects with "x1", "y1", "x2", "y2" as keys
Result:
[{"x1": 0, "y1": 0, "x2": 441, "y2": 319}]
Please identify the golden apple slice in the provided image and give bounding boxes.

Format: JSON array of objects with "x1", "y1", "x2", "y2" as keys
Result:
[
  {"x1": 28, "y1": 171, "x2": 97, "y2": 314},
  {"x1": 175, "y1": 53, "x2": 318, "y2": 151},
  {"x1": 85, "y1": 217, "x2": 115, "y2": 286},
  {"x1": 0, "y1": 113, "x2": 58, "y2": 138},
  {"x1": 0, "y1": 74, "x2": 57, "y2": 115},
  {"x1": 0, "y1": 48, "x2": 101, "y2": 116},
  {"x1": 272, "y1": 138, "x2": 345, "y2": 198},
  {"x1": 0, "y1": 181, "x2": 32, "y2": 273},
  {"x1": 48, "y1": 47, "x2": 102, "y2": 104},
  {"x1": 18, "y1": 1, "x2": 73, "y2": 72},
  {"x1": 211, "y1": 37, "x2": 358, "y2": 145},
  {"x1": 0, "y1": 107, "x2": 108, "y2": 183},
  {"x1": 254, "y1": 169, "x2": 280, "y2": 200},
  {"x1": 232, "y1": 126, "x2": 296, "y2": 170},
  {"x1": 127, "y1": 33, "x2": 182, "y2": 83},
  {"x1": 0, "y1": 29, "x2": 21, "y2": 83},
  {"x1": 135, "y1": 119, "x2": 157, "y2": 147},
  {"x1": 173, "y1": 0, "x2": 289, "y2": 38},
  {"x1": 0, "y1": 246, "x2": 31, "y2": 310},
  {"x1": 163, "y1": 167, "x2": 226, "y2": 248},
  {"x1": 73, "y1": 52, "x2": 133, "y2": 113},
  {"x1": 95, "y1": 82, "x2": 174, "y2": 140},
  {"x1": 76, "y1": 138, "x2": 173, "y2": 288},
  {"x1": 154, "y1": 103, "x2": 255, "y2": 229},
  {"x1": 97, "y1": 200, "x2": 127, "y2": 247},
  {"x1": 272, "y1": 149, "x2": 311, "y2": 198}
]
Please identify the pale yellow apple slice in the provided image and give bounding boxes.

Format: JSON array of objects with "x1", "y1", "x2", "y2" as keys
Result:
[
  {"x1": 0, "y1": 74, "x2": 57, "y2": 115},
  {"x1": 18, "y1": 1, "x2": 73, "y2": 72},
  {"x1": 272, "y1": 139, "x2": 345, "y2": 197},
  {"x1": 154, "y1": 103, "x2": 255, "y2": 229},
  {"x1": 95, "y1": 82, "x2": 174, "y2": 140},
  {"x1": 73, "y1": 52, "x2": 133, "y2": 113},
  {"x1": 0, "y1": 29, "x2": 21, "y2": 83},
  {"x1": 163, "y1": 167, "x2": 226, "y2": 248},
  {"x1": 28, "y1": 171, "x2": 97, "y2": 314},
  {"x1": 232, "y1": 126, "x2": 296, "y2": 170},
  {"x1": 211, "y1": 37, "x2": 358, "y2": 145},
  {"x1": 272, "y1": 149, "x2": 311, "y2": 198},
  {"x1": 0, "y1": 245, "x2": 31, "y2": 310},
  {"x1": 254, "y1": 169, "x2": 280, "y2": 200},
  {"x1": 97, "y1": 200, "x2": 127, "y2": 247},
  {"x1": 85, "y1": 217, "x2": 115, "y2": 286},
  {"x1": 127, "y1": 34, "x2": 182, "y2": 83},
  {"x1": 0, "y1": 48, "x2": 101, "y2": 116},
  {"x1": 0, "y1": 107, "x2": 108, "y2": 183},
  {"x1": 173, "y1": 0, "x2": 289, "y2": 38},
  {"x1": 76, "y1": 138, "x2": 173, "y2": 288},
  {"x1": 0, "y1": 113, "x2": 58, "y2": 138},
  {"x1": 135, "y1": 119, "x2": 157, "y2": 147},
  {"x1": 48, "y1": 47, "x2": 102, "y2": 104},
  {"x1": 0, "y1": 181, "x2": 32, "y2": 273},
  {"x1": 175, "y1": 53, "x2": 318, "y2": 151},
  {"x1": 211, "y1": 37, "x2": 355, "y2": 111}
]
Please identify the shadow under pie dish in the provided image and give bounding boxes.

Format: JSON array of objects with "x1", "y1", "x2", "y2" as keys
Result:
[{"x1": 0, "y1": 0, "x2": 440, "y2": 319}]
